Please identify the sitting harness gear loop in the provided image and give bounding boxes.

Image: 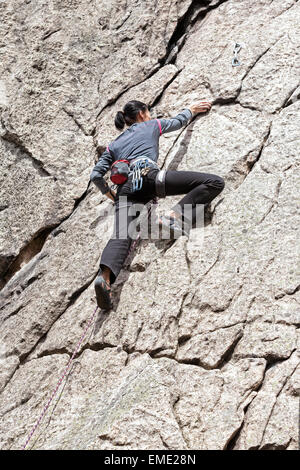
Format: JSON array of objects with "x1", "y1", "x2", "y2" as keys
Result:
[
  {"x1": 129, "y1": 156, "x2": 158, "y2": 171},
  {"x1": 155, "y1": 169, "x2": 166, "y2": 198},
  {"x1": 130, "y1": 157, "x2": 159, "y2": 193}
]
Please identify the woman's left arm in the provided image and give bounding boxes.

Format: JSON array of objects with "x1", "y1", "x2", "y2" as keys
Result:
[{"x1": 90, "y1": 148, "x2": 114, "y2": 195}]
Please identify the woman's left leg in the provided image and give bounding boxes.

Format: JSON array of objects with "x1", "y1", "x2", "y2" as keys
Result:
[
  {"x1": 94, "y1": 199, "x2": 142, "y2": 310},
  {"x1": 164, "y1": 170, "x2": 225, "y2": 224}
]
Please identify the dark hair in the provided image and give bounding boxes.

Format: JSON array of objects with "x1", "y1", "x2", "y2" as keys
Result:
[{"x1": 114, "y1": 100, "x2": 148, "y2": 130}]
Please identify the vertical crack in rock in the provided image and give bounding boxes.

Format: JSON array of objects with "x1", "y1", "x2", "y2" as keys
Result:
[
  {"x1": 212, "y1": 36, "x2": 287, "y2": 112},
  {"x1": 173, "y1": 243, "x2": 192, "y2": 358},
  {"x1": 0, "y1": 227, "x2": 53, "y2": 290},
  {"x1": 62, "y1": 108, "x2": 94, "y2": 137},
  {"x1": 162, "y1": 0, "x2": 230, "y2": 66},
  {"x1": 96, "y1": 66, "x2": 162, "y2": 120},
  {"x1": 161, "y1": 0, "x2": 200, "y2": 66},
  {"x1": 174, "y1": 292, "x2": 190, "y2": 358},
  {"x1": 283, "y1": 84, "x2": 300, "y2": 108},
  {"x1": 150, "y1": 69, "x2": 182, "y2": 110},
  {"x1": 159, "y1": 126, "x2": 187, "y2": 169},
  {"x1": 239, "y1": 122, "x2": 273, "y2": 183},
  {"x1": 259, "y1": 362, "x2": 299, "y2": 449},
  {"x1": 166, "y1": 117, "x2": 198, "y2": 171},
  {"x1": 239, "y1": 38, "x2": 283, "y2": 89},
  {"x1": 14, "y1": 275, "x2": 97, "y2": 372},
  {"x1": 256, "y1": 178, "x2": 282, "y2": 226},
  {"x1": 227, "y1": 350, "x2": 297, "y2": 451},
  {"x1": 171, "y1": 396, "x2": 190, "y2": 449},
  {"x1": 0, "y1": 184, "x2": 92, "y2": 291},
  {"x1": 224, "y1": 398, "x2": 254, "y2": 450},
  {"x1": 217, "y1": 331, "x2": 244, "y2": 369},
  {"x1": 96, "y1": 1, "x2": 230, "y2": 121},
  {"x1": 225, "y1": 355, "x2": 269, "y2": 450}
]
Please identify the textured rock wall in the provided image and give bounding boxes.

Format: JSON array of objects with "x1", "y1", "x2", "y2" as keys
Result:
[{"x1": 0, "y1": 0, "x2": 299, "y2": 450}]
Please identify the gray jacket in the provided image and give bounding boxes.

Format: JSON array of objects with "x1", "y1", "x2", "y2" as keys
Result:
[{"x1": 90, "y1": 108, "x2": 193, "y2": 194}]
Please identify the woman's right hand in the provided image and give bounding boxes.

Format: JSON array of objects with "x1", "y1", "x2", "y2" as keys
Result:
[{"x1": 189, "y1": 101, "x2": 212, "y2": 116}]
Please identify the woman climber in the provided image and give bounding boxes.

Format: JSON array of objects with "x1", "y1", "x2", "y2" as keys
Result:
[{"x1": 90, "y1": 100, "x2": 225, "y2": 310}]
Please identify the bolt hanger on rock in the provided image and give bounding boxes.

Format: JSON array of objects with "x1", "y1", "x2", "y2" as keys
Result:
[{"x1": 232, "y1": 42, "x2": 243, "y2": 67}]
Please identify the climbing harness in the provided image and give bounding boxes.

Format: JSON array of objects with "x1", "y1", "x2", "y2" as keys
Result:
[
  {"x1": 22, "y1": 305, "x2": 99, "y2": 450},
  {"x1": 232, "y1": 42, "x2": 242, "y2": 67},
  {"x1": 109, "y1": 156, "x2": 160, "y2": 192},
  {"x1": 130, "y1": 157, "x2": 159, "y2": 192}
]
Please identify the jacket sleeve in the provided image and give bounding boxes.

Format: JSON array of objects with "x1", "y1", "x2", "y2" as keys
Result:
[
  {"x1": 90, "y1": 148, "x2": 113, "y2": 194},
  {"x1": 158, "y1": 108, "x2": 193, "y2": 134}
]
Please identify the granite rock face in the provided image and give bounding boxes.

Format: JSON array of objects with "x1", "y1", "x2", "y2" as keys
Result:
[{"x1": 0, "y1": 0, "x2": 299, "y2": 450}]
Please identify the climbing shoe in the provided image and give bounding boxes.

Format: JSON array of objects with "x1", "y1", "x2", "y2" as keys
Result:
[
  {"x1": 158, "y1": 215, "x2": 190, "y2": 239},
  {"x1": 94, "y1": 271, "x2": 112, "y2": 310}
]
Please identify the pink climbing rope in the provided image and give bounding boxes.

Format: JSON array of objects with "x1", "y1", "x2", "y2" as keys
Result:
[
  {"x1": 22, "y1": 305, "x2": 99, "y2": 450},
  {"x1": 23, "y1": 200, "x2": 157, "y2": 449}
]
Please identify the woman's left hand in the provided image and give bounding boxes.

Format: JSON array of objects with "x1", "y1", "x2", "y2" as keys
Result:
[{"x1": 105, "y1": 189, "x2": 116, "y2": 202}]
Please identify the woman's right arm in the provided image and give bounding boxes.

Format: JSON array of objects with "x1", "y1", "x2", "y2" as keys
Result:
[{"x1": 90, "y1": 148, "x2": 115, "y2": 200}]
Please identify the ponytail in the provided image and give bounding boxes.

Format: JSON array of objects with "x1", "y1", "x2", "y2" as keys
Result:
[
  {"x1": 114, "y1": 100, "x2": 149, "y2": 131},
  {"x1": 115, "y1": 111, "x2": 126, "y2": 130}
]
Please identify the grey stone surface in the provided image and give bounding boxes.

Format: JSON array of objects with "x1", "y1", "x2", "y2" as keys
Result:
[{"x1": 0, "y1": 0, "x2": 299, "y2": 450}]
